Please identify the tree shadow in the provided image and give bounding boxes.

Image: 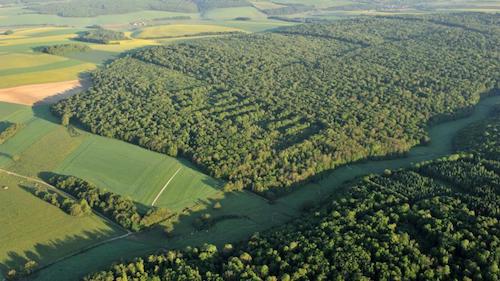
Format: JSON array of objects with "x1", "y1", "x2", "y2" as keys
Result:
[
  {"x1": 0, "y1": 121, "x2": 14, "y2": 132},
  {"x1": 0, "y1": 228, "x2": 118, "y2": 279}
]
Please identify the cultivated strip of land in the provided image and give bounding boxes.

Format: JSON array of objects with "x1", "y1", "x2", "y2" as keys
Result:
[{"x1": 0, "y1": 79, "x2": 88, "y2": 105}]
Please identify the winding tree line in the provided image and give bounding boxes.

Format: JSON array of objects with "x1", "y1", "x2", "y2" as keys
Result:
[
  {"x1": 82, "y1": 97, "x2": 500, "y2": 281},
  {"x1": 53, "y1": 13, "x2": 500, "y2": 195},
  {"x1": 49, "y1": 175, "x2": 172, "y2": 231}
]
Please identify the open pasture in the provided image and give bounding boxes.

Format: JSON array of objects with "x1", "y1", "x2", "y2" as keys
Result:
[{"x1": 55, "y1": 134, "x2": 224, "y2": 212}]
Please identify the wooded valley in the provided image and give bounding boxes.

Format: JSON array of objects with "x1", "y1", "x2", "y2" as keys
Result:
[{"x1": 53, "y1": 13, "x2": 500, "y2": 194}]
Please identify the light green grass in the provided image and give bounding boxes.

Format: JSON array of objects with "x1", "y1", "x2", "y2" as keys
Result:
[
  {"x1": 0, "y1": 62, "x2": 96, "y2": 88},
  {"x1": 0, "y1": 173, "x2": 121, "y2": 274},
  {"x1": 0, "y1": 53, "x2": 67, "y2": 70},
  {"x1": 55, "y1": 133, "x2": 224, "y2": 212}
]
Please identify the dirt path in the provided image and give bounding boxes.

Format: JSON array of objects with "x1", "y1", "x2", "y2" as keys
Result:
[
  {"x1": 0, "y1": 79, "x2": 90, "y2": 106},
  {"x1": 151, "y1": 167, "x2": 182, "y2": 206}
]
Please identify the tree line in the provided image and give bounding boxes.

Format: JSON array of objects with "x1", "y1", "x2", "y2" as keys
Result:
[
  {"x1": 49, "y1": 175, "x2": 171, "y2": 231},
  {"x1": 35, "y1": 43, "x2": 91, "y2": 55},
  {"x1": 0, "y1": 122, "x2": 23, "y2": 144},
  {"x1": 53, "y1": 13, "x2": 500, "y2": 195}
]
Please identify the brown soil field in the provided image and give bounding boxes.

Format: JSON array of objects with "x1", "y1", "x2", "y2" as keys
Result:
[{"x1": 0, "y1": 79, "x2": 90, "y2": 105}]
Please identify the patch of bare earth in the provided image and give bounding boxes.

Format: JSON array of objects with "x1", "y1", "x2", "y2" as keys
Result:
[{"x1": 0, "y1": 79, "x2": 90, "y2": 106}]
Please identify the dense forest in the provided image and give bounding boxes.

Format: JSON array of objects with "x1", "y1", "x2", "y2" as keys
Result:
[
  {"x1": 49, "y1": 175, "x2": 172, "y2": 231},
  {"x1": 83, "y1": 96, "x2": 500, "y2": 281},
  {"x1": 53, "y1": 13, "x2": 500, "y2": 194},
  {"x1": 76, "y1": 28, "x2": 127, "y2": 44}
]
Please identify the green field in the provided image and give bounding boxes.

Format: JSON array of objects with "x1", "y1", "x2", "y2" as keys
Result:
[
  {"x1": 0, "y1": 172, "x2": 121, "y2": 274},
  {"x1": 0, "y1": 103, "x2": 224, "y2": 213}
]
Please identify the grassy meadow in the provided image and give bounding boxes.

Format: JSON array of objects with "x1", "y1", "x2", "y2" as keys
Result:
[{"x1": 0, "y1": 172, "x2": 122, "y2": 273}]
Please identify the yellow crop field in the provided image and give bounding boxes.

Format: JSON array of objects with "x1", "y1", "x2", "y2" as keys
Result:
[
  {"x1": 0, "y1": 33, "x2": 77, "y2": 46},
  {"x1": 135, "y1": 24, "x2": 243, "y2": 39},
  {"x1": 0, "y1": 53, "x2": 67, "y2": 70},
  {"x1": 0, "y1": 63, "x2": 96, "y2": 89}
]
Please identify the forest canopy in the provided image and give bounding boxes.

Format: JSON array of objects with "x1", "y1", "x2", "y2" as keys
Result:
[
  {"x1": 53, "y1": 13, "x2": 500, "y2": 194},
  {"x1": 83, "y1": 95, "x2": 500, "y2": 281}
]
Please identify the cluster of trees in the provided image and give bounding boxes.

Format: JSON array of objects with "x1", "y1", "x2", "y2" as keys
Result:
[
  {"x1": 49, "y1": 175, "x2": 171, "y2": 231},
  {"x1": 261, "y1": 4, "x2": 314, "y2": 16},
  {"x1": 31, "y1": 186, "x2": 92, "y2": 217},
  {"x1": 5, "y1": 260, "x2": 38, "y2": 281},
  {"x1": 53, "y1": 14, "x2": 500, "y2": 194},
  {"x1": 36, "y1": 43, "x2": 91, "y2": 55},
  {"x1": 76, "y1": 28, "x2": 127, "y2": 44},
  {"x1": 0, "y1": 122, "x2": 23, "y2": 144},
  {"x1": 83, "y1": 110, "x2": 500, "y2": 280},
  {"x1": 194, "y1": 0, "x2": 250, "y2": 12}
]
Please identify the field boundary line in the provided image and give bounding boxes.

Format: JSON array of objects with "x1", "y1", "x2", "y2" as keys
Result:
[
  {"x1": 0, "y1": 168, "x2": 131, "y2": 234},
  {"x1": 151, "y1": 167, "x2": 182, "y2": 206},
  {"x1": 26, "y1": 231, "x2": 133, "y2": 279}
]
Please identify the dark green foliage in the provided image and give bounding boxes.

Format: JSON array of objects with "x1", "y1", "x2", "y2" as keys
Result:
[
  {"x1": 48, "y1": 175, "x2": 171, "y2": 231},
  {"x1": 0, "y1": 122, "x2": 23, "y2": 144},
  {"x1": 77, "y1": 28, "x2": 127, "y2": 44},
  {"x1": 194, "y1": 0, "x2": 250, "y2": 12},
  {"x1": 3, "y1": 29, "x2": 14, "y2": 35},
  {"x1": 260, "y1": 4, "x2": 314, "y2": 16},
  {"x1": 53, "y1": 14, "x2": 500, "y2": 193},
  {"x1": 36, "y1": 43, "x2": 91, "y2": 55},
  {"x1": 30, "y1": 186, "x2": 92, "y2": 217},
  {"x1": 234, "y1": 16, "x2": 251, "y2": 21},
  {"x1": 83, "y1": 117, "x2": 500, "y2": 281},
  {"x1": 31, "y1": 0, "x2": 199, "y2": 17}
]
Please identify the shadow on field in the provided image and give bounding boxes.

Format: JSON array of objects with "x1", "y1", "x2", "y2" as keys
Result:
[
  {"x1": 31, "y1": 73, "x2": 92, "y2": 126},
  {"x1": 0, "y1": 229, "x2": 117, "y2": 279}
]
